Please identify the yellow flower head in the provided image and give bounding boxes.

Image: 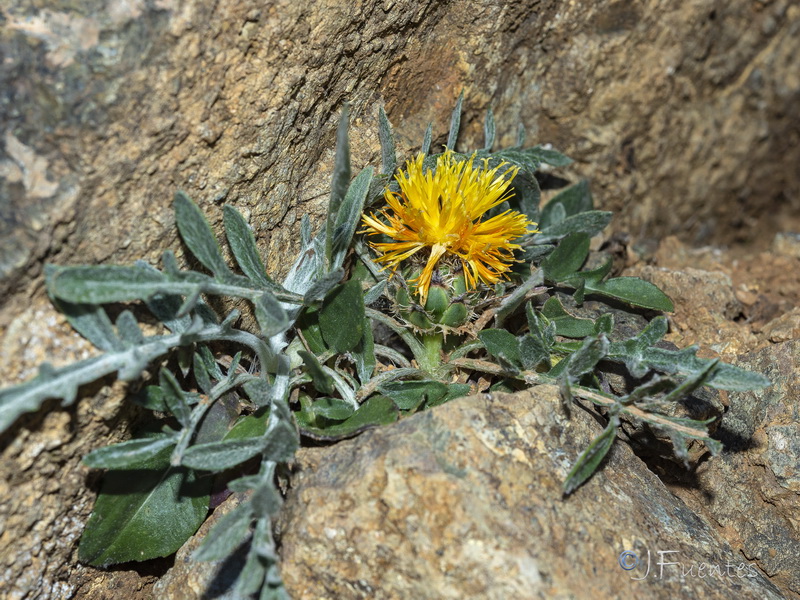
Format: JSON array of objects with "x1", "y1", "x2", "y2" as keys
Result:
[{"x1": 361, "y1": 150, "x2": 536, "y2": 303}]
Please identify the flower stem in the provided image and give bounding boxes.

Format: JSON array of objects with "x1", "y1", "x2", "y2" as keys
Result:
[{"x1": 419, "y1": 332, "x2": 444, "y2": 376}]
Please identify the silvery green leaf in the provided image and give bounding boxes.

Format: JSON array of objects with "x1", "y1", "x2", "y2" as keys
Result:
[
  {"x1": 54, "y1": 299, "x2": 123, "y2": 352},
  {"x1": 583, "y1": 277, "x2": 674, "y2": 312},
  {"x1": 491, "y1": 148, "x2": 544, "y2": 174},
  {"x1": 447, "y1": 90, "x2": 464, "y2": 150},
  {"x1": 300, "y1": 213, "x2": 311, "y2": 248},
  {"x1": 254, "y1": 292, "x2": 290, "y2": 337},
  {"x1": 539, "y1": 180, "x2": 593, "y2": 228},
  {"x1": 197, "y1": 345, "x2": 224, "y2": 380},
  {"x1": 535, "y1": 211, "x2": 613, "y2": 244},
  {"x1": 330, "y1": 166, "x2": 374, "y2": 270},
  {"x1": 540, "y1": 297, "x2": 595, "y2": 338},
  {"x1": 174, "y1": 191, "x2": 235, "y2": 282},
  {"x1": 298, "y1": 395, "x2": 398, "y2": 440},
  {"x1": 193, "y1": 500, "x2": 254, "y2": 562},
  {"x1": 565, "y1": 335, "x2": 610, "y2": 383},
  {"x1": 526, "y1": 145, "x2": 573, "y2": 168},
  {"x1": 145, "y1": 291, "x2": 192, "y2": 333},
  {"x1": 52, "y1": 265, "x2": 170, "y2": 304},
  {"x1": 510, "y1": 170, "x2": 541, "y2": 223},
  {"x1": 516, "y1": 123, "x2": 526, "y2": 146},
  {"x1": 242, "y1": 378, "x2": 274, "y2": 408},
  {"x1": 160, "y1": 368, "x2": 192, "y2": 426},
  {"x1": 494, "y1": 270, "x2": 544, "y2": 327},
  {"x1": 542, "y1": 233, "x2": 590, "y2": 282},
  {"x1": 483, "y1": 106, "x2": 495, "y2": 150},
  {"x1": 353, "y1": 318, "x2": 376, "y2": 384},
  {"x1": 223, "y1": 205, "x2": 273, "y2": 287},
  {"x1": 82, "y1": 435, "x2": 178, "y2": 469},
  {"x1": 251, "y1": 479, "x2": 283, "y2": 519},
  {"x1": 379, "y1": 380, "x2": 449, "y2": 411},
  {"x1": 640, "y1": 346, "x2": 770, "y2": 391},
  {"x1": 519, "y1": 335, "x2": 549, "y2": 370},
  {"x1": 297, "y1": 397, "x2": 356, "y2": 423},
  {"x1": 564, "y1": 416, "x2": 618, "y2": 495},
  {"x1": 421, "y1": 121, "x2": 433, "y2": 155},
  {"x1": 181, "y1": 437, "x2": 266, "y2": 471},
  {"x1": 364, "y1": 280, "x2": 387, "y2": 305},
  {"x1": 298, "y1": 350, "x2": 335, "y2": 395},
  {"x1": 261, "y1": 417, "x2": 299, "y2": 463},
  {"x1": 326, "y1": 106, "x2": 351, "y2": 266},
  {"x1": 116, "y1": 310, "x2": 144, "y2": 346},
  {"x1": 378, "y1": 106, "x2": 397, "y2": 176},
  {"x1": 479, "y1": 329, "x2": 522, "y2": 372},
  {"x1": 235, "y1": 539, "x2": 269, "y2": 597}
]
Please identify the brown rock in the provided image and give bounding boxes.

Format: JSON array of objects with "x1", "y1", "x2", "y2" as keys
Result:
[
  {"x1": 761, "y1": 308, "x2": 800, "y2": 343},
  {"x1": 624, "y1": 264, "x2": 759, "y2": 356},
  {"x1": 278, "y1": 386, "x2": 786, "y2": 599},
  {"x1": 670, "y1": 341, "x2": 800, "y2": 597}
]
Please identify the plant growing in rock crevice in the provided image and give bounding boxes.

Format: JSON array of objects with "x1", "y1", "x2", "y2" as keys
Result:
[{"x1": 0, "y1": 96, "x2": 770, "y2": 598}]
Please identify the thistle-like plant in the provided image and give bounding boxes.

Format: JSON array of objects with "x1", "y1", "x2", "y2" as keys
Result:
[{"x1": 0, "y1": 96, "x2": 769, "y2": 598}]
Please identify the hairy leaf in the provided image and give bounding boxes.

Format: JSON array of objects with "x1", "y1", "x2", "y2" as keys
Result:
[
  {"x1": 542, "y1": 233, "x2": 590, "y2": 282},
  {"x1": 83, "y1": 435, "x2": 178, "y2": 469},
  {"x1": 564, "y1": 416, "x2": 618, "y2": 495},
  {"x1": 447, "y1": 90, "x2": 464, "y2": 150},
  {"x1": 174, "y1": 192, "x2": 235, "y2": 282},
  {"x1": 319, "y1": 280, "x2": 364, "y2": 353},
  {"x1": 298, "y1": 395, "x2": 398, "y2": 439},
  {"x1": 78, "y1": 445, "x2": 210, "y2": 566},
  {"x1": 479, "y1": 329, "x2": 522, "y2": 371},
  {"x1": 326, "y1": 106, "x2": 351, "y2": 266},
  {"x1": 378, "y1": 106, "x2": 397, "y2": 175},
  {"x1": 223, "y1": 205, "x2": 273, "y2": 287},
  {"x1": 194, "y1": 501, "x2": 254, "y2": 562}
]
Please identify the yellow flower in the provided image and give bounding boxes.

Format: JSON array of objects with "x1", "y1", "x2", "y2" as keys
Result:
[{"x1": 361, "y1": 150, "x2": 536, "y2": 303}]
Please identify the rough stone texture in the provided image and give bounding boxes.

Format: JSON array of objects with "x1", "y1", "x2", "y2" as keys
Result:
[
  {"x1": 2, "y1": 0, "x2": 799, "y2": 598},
  {"x1": 624, "y1": 264, "x2": 759, "y2": 357},
  {"x1": 668, "y1": 341, "x2": 800, "y2": 598},
  {"x1": 0, "y1": 294, "x2": 160, "y2": 600},
  {"x1": 277, "y1": 386, "x2": 786, "y2": 600}
]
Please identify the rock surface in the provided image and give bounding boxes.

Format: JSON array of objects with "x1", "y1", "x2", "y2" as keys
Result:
[
  {"x1": 670, "y1": 341, "x2": 800, "y2": 597},
  {"x1": 278, "y1": 386, "x2": 786, "y2": 600}
]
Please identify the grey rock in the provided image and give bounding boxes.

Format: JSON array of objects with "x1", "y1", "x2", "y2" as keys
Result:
[{"x1": 669, "y1": 340, "x2": 800, "y2": 597}]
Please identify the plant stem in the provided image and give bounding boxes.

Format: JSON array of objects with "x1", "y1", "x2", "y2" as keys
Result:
[{"x1": 419, "y1": 333, "x2": 444, "y2": 376}]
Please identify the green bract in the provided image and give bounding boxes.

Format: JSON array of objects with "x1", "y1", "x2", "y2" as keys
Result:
[{"x1": 0, "y1": 96, "x2": 770, "y2": 598}]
